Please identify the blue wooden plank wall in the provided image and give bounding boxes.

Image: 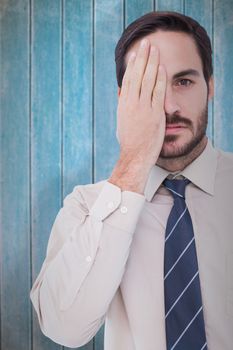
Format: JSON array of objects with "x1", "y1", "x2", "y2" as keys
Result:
[{"x1": 0, "y1": 1, "x2": 233, "y2": 349}]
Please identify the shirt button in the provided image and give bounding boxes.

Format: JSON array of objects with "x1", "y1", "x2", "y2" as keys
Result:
[
  {"x1": 120, "y1": 206, "x2": 128, "y2": 214},
  {"x1": 107, "y1": 201, "x2": 114, "y2": 209},
  {"x1": 85, "y1": 256, "x2": 92, "y2": 263}
]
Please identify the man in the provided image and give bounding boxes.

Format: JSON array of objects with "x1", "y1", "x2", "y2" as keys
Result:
[{"x1": 30, "y1": 11, "x2": 233, "y2": 350}]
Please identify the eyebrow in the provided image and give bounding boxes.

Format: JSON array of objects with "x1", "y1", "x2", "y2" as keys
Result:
[{"x1": 172, "y1": 69, "x2": 200, "y2": 80}]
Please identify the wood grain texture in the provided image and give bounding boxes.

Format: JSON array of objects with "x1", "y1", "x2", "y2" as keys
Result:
[
  {"x1": 94, "y1": 0, "x2": 122, "y2": 183},
  {"x1": 184, "y1": 0, "x2": 214, "y2": 141},
  {"x1": 156, "y1": 0, "x2": 184, "y2": 12},
  {"x1": 214, "y1": 0, "x2": 233, "y2": 151},
  {"x1": 63, "y1": 1, "x2": 94, "y2": 348},
  {"x1": 63, "y1": 0, "x2": 93, "y2": 198},
  {"x1": 31, "y1": 0, "x2": 62, "y2": 349},
  {"x1": 0, "y1": 1, "x2": 31, "y2": 349},
  {"x1": 125, "y1": 0, "x2": 154, "y2": 24}
]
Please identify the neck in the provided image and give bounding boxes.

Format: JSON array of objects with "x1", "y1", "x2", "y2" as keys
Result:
[{"x1": 156, "y1": 136, "x2": 208, "y2": 172}]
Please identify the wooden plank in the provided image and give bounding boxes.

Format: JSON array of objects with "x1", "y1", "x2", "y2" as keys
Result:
[
  {"x1": 0, "y1": 1, "x2": 31, "y2": 349},
  {"x1": 94, "y1": 0, "x2": 122, "y2": 183},
  {"x1": 125, "y1": 0, "x2": 154, "y2": 25},
  {"x1": 214, "y1": 0, "x2": 233, "y2": 151},
  {"x1": 31, "y1": 0, "x2": 62, "y2": 349},
  {"x1": 93, "y1": 0, "x2": 123, "y2": 348},
  {"x1": 63, "y1": 1, "x2": 94, "y2": 348},
  {"x1": 156, "y1": 0, "x2": 184, "y2": 12},
  {"x1": 185, "y1": 0, "x2": 213, "y2": 141},
  {"x1": 63, "y1": 0, "x2": 93, "y2": 198}
]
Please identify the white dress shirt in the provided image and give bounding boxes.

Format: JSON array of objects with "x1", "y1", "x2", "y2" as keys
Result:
[{"x1": 30, "y1": 139, "x2": 233, "y2": 349}]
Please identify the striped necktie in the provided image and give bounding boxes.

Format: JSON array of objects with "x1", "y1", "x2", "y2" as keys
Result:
[{"x1": 163, "y1": 178, "x2": 207, "y2": 350}]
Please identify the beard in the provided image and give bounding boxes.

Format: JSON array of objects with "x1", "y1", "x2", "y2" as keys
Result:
[{"x1": 159, "y1": 103, "x2": 208, "y2": 159}]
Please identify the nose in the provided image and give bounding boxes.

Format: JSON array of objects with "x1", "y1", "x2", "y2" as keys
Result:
[{"x1": 164, "y1": 87, "x2": 181, "y2": 116}]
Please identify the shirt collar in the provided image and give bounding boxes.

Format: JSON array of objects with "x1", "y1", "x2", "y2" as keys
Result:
[{"x1": 144, "y1": 138, "x2": 218, "y2": 201}]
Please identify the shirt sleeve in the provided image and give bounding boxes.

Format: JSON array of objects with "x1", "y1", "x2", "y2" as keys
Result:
[{"x1": 30, "y1": 180, "x2": 145, "y2": 347}]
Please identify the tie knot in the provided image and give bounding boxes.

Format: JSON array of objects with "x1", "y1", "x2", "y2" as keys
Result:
[{"x1": 163, "y1": 178, "x2": 190, "y2": 199}]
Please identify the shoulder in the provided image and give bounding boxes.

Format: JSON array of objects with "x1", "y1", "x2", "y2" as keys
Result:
[
  {"x1": 215, "y1": 148, "x2": 233, "y2": 187},
  {"x1": 216, "y1": 148, "x2": 233, "y2": 170}
]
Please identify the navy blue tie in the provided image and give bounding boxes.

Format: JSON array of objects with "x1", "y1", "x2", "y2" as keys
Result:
[{"x1": 163, "y1": 178, "x2": 207, "y2": 350}]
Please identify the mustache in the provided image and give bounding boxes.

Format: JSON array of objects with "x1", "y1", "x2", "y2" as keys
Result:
[{"x1": 165, "y1": 114, "x2": 192, "y2": 127}]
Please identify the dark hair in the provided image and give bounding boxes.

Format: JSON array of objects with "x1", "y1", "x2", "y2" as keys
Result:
[{"x1": 115, "y1": 11, "x2": 213, "y2": 87}]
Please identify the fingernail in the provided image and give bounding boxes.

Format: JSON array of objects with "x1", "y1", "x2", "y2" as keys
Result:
[
  {"x1": 150, "y1": 45, "x2": 156, "y2": 53},
  {"x1": 141, "y1": 39, "x2": 148, "y2": 47},
  {"x1": 130, "y1": 51, "x2": 136, "y2": 59}
]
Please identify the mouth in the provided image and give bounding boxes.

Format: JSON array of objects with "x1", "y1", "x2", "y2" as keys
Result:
[{"x1": 165, "y1": 124, "x2": 186, "y2": 134}]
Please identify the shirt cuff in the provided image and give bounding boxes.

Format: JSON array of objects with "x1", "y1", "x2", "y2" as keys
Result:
[{"x1": 89, "y1": 181, "x2": 145, "y2": 232}]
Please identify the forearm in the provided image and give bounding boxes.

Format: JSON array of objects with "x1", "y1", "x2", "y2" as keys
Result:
[{"x1": 30, "y1": 182, "x2": 145, "y2": 347}]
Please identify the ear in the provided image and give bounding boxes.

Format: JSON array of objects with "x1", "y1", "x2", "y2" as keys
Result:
[{"x1": 208, "y1": 76, "x2": 214, "y2": 101}]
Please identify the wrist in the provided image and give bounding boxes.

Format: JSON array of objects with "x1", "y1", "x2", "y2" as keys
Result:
[{"x1": 109, "y1": 155, "x2": 153, "y2": 194}]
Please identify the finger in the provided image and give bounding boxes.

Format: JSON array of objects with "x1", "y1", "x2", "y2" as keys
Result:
[
  {"x1": 152, "y1": 64, "x2": 167, "y2": 109},
  {"x1": 120, "y1": 51, "x2": 136, "y2": 98},
  {"x1": 128, "y1": 38, "x2": 150, "y2": 99},
  {"x1": 140, "y1": 45, "x2": 159, "y2": 104}
]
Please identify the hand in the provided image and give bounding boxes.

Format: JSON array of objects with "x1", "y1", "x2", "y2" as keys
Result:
[{"x1": 117, "y1": 38, "x2": 167, "y2": 167}]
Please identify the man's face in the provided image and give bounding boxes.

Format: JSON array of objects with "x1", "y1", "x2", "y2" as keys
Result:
[{"x1": 124, "y1": 30, "x2": 214, "y2": 159}]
